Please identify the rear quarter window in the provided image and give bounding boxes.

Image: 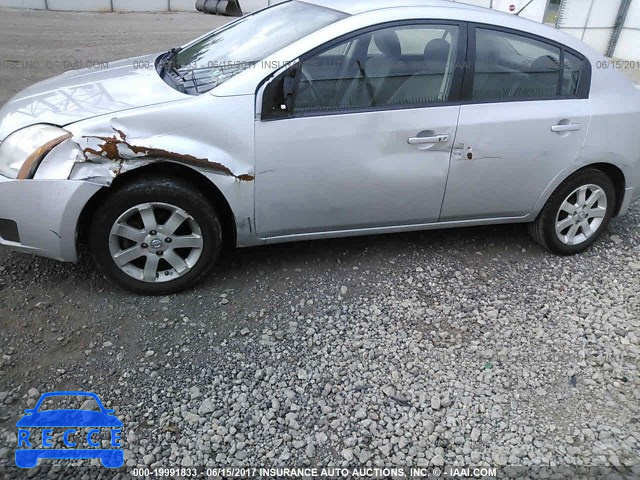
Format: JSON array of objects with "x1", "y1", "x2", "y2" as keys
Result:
[
  {"x1": 470, "y1": 26, "x2": 590, "y2": 101},
  {"x1": 562, "y1": 51, "x2": 584, "y2": 96}
]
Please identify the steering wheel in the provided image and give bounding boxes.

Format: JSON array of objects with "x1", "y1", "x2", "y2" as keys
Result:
[{"x1": 299, "y1": 64, "x2": 322, "y2": 107}]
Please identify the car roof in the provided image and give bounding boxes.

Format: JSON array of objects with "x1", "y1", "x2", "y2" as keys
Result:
[
  {"x1": 299, "y1": 0, "x2": 488, "y2": 15},
  {"x1": 294, "y1": 0, "x2": 596, "y2": 59}
]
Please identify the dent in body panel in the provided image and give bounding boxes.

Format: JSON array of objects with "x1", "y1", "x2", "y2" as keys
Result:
[
  {"x1": 36, "y1": 129, "x2": 255, "y2": 185},
  {"x1": 69, "y1": 126, "x2": 255, "y2": 183},
  {"x1": 442, "y1": 99, "x2": 591, "y2": 221},
  {"x1": 34, "y1": 94, "x2": 260, "y2": 246}
]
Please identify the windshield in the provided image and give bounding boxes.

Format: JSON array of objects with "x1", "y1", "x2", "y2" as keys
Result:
[{"x1": 166, "y1": 1, "x2": 347, "y2": 94}]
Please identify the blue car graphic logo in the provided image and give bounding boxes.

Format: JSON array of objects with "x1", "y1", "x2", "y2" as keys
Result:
[{"x1": 15, "y1": 391, "x2": 123, "y2": 468}]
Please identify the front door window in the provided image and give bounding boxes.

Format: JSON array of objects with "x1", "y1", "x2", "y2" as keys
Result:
[
  {"x1": 262, "y1": 23, "x2": 461, "y2": 120},
  {"x1": 295, "y1": 24, "x2": 459, "y2": 114}
]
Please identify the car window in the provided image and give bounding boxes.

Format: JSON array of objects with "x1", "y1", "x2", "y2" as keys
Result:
[
  {"x1": 503, "y1": 35, "x2": 553, "y2": 59},
  {"x1": 562, "y1": 51, "x2": 583, "y2": 96},
  {"x1": 396, "y1": 28, "x2": 452, "y2": 55},
  {"x1": 172, "y1": 1, "x2": 347, "y2": 94},
  {"x1": 473, "y1": 28, "x2": 562, "y2": 100},
  {"x1": 322, "y1": 43, "x2": 349, "y2": 57},
  {"x1": 293, "y1": 23, "x2": 460, "y2": 115}
]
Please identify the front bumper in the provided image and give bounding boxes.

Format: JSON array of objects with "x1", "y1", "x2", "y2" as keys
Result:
[{"x1": 0, "y1": 176, "x2": 102, "y2": 262}]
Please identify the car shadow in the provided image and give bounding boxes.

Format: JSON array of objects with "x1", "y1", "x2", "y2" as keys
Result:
[
  {"x1": 203, "y1": 222, "x2": 537, "y2": 282},
  {"x1": 1, "y1": 211, "x2": 635, "y2": 298}
]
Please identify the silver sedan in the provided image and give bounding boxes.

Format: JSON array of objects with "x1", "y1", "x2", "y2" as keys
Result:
[{"x1": 0, "y1": 0, "x2": 639, "y2": 294}]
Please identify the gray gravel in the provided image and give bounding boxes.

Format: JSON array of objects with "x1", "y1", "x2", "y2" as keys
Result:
[{"x1": 0, "y1": 8, "x2": 639, "y2": 478}]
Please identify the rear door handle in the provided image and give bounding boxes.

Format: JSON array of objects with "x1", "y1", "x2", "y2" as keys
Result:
[
  {"x1": 551, "y1": 123, "x2": 582, "y2": 133},
  {"x1": 408, "y1": 134, "x2": 449, "y2": 145}
]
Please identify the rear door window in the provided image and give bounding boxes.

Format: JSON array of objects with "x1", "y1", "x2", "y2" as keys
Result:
[{"x1": 472, "y1": 28, "x2": 561, "y2": 101}]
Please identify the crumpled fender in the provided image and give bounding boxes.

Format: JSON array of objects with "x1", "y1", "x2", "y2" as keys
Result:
[{"x1": 33, "y1": 93, "x2": 260, "y2": 246}]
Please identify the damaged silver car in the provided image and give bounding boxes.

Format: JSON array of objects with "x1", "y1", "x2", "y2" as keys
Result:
[{"x1": 0, "y1": 0, "x2": 639, "y2": 294}]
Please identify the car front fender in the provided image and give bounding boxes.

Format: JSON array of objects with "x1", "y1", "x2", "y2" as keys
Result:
[{"x1": 33, "y1": 94, "x2": 260, "y2": 247}]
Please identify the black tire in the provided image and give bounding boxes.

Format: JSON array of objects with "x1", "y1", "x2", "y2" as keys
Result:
[
  {"x1": 89, "y1": 176, "x2": 222, "y2": 295},
  {"x1": 528, "y1": 168, "x2": 615, "y2": 255}
]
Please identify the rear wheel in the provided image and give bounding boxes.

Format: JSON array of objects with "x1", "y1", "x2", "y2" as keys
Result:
[
  {"x1": 528, "y1": 168, "x2": 615, "y2": 255},
  {"x1": 90, "y1": 176, "x2": 222, "y2": 294}
]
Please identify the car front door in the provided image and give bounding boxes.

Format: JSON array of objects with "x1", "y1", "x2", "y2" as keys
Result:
[
  {"x1": 441, "y1": 26, "x2": 591, "y2": 221},
  {"x1": 254, "y1": 21, "x2": 466, "y2": 239}
]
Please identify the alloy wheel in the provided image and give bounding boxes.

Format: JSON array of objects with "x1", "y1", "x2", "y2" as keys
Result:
[
  {"x1": 554, "y1": 184, "x2": 607, "y2": 246},
  {"x1": 108, "y1": 202, "x2": 204, "y2": 283}
]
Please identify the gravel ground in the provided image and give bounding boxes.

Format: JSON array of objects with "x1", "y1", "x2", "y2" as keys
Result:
[{"x1": 0, "y1": 8, "x2": 639, "y2": 479}]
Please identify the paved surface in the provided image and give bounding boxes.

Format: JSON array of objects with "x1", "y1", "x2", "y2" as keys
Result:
[
  {"x1": 0, "y1": 9, "x2": 228, "y2": 107},
  {"x1": 0, "y1": 9, "x2": 639, "y2": 477}
]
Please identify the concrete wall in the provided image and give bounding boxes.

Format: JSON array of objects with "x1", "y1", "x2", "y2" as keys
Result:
[
  {"x1": 0, "y1": 0, "x2": 46, "y2": 8},
  {"x1": 0, "y1": 0, "x2": 196, "y2": 10},
  {"x1": 0, "y1": 0, "x2": 269, "y2": 11}
]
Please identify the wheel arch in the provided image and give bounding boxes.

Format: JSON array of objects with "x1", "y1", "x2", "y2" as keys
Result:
[
  {"x1": 532, "y1": 162, "x2": 627, "y2": 218},
  {"x1": 76, "y1": 162, "x2": 237, "y2": 251},
  {"x1": 588, "y1": 162, "x2": 626, "y2": 216}
]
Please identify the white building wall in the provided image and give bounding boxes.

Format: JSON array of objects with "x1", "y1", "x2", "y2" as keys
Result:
[
  {"x1": 614, "y1": 0, "x2": 640, "y2": 59},
  {"x1": 491, "y1": 0, "x2": 547, "y2": 22},
  {"x1": 557, "y1": 0, "x2": 621, "y2": 55},
  {"x1": 555, "y1": 0, "x2": 640, "y2": 60},
  {"x1": 582, "y1": 0, "x2": 620, "y2": 55}
]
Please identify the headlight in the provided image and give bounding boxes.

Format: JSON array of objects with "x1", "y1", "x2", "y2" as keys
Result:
[{"x1": 0, "y1": 124, "x2": 71, "y2": 179}]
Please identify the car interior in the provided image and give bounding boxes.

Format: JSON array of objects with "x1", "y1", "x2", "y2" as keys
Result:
[
  {"x1": 290, "y1": 24, "x2": 583, "y2": 115},
  {"x1": 295, "y1": 25, "x2": 458, "y2": 112},
  {"x1": 472, "y1": 29, "x2": 563, "y2": 100}
]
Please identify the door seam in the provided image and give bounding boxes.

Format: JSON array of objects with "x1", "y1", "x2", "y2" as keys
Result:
[{"x1": 437, "y1": 105, "x2": 463, "y2": 222}]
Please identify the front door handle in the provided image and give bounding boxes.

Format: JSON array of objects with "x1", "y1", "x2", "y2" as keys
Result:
[
  {"x1": 551, "y1": 123, "x2": 582, "y2": 133},
  {"x1": 408, "y1": 134, "x2": 449, "y2": 145}
]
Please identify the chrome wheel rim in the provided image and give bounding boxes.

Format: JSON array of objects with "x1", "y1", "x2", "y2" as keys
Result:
[
  {"x1": 109, "y1": 202, "x2": 204, "y2": 283},
  {"x1": 555, "y1": 184, "x2": 607, "y2": 246}
]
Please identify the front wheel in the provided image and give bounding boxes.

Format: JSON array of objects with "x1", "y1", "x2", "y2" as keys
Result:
[
  {"x1": 90, "y1": 176, "x2": 222, "y2": 295},
  {"x1": 528, "y1": 168, "x2": 615, "y2": 255}
]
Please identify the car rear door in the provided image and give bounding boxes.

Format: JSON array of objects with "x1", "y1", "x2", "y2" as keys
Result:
[
  {"x1": 440, "y1": 25, "x2": 591, "y2": 221},
  {"x1": 254, "y1": 21, "x2": 467, "y2": 238}
]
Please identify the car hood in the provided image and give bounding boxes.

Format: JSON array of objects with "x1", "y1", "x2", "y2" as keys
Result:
[
  {"x1": 0, "y1": 53, "x2": 187, "y2": 142},
  {"x1": 16, "y1": 410, "x2": 123, "y2": 428}
]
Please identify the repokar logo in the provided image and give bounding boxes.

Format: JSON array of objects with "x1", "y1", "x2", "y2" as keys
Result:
[{"x1": 15, "y1": 391, "x2": 124, "y2": 468}]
